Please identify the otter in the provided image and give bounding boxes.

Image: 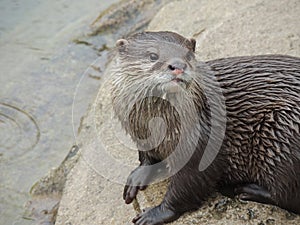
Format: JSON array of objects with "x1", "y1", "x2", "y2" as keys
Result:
[{"x1": 111, "y1": 31, "x2": 300, "y2": 225}]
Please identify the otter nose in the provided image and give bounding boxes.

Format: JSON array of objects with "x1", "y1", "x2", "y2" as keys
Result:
[{"x1": 168, "y1": 58, "x2": 187, "y2": 75}]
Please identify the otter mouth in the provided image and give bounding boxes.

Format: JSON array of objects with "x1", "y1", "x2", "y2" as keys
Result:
[
  {"x1": 171, "y1": 76, "x2": 191, "y2": 88},
  {"x1": 171, "y1": 77, "x2": 188, "y2": 85},
  {"x1": 161, "y1": 77, "x2": 190, "y2": 93}
]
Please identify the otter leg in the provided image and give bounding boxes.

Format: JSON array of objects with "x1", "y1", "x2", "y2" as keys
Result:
[
  {"x1": 124, "y1": 151, "x2": 166, "y2": 204},
  {"x1": 132, "y1": 168, "x2": 217, "y2": 225},
  {"x1": 234, "y1": 183, "x2": 276, "y2": 205},
  {"x1": 218, "y1": 184, "x2": 236, "y2": 198}
]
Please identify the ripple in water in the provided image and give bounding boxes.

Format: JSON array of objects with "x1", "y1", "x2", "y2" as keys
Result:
[{"x1": 0, "y1": 102, "x2": 40, "y2": 160}]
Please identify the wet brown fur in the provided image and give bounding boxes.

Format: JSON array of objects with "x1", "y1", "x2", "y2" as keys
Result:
[{"x1": 111, "y1": 31, "x2": 300, "y2": 224}]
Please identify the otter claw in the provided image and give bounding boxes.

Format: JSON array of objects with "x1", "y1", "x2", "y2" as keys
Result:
[
  {"x1": 132, "y1": 206, "x2": 179, "y2": 225},
  {"x1": 124, "y1": 185, "x2": 139, "y2": 204},
  {"x1": 123, "y1": 166, "x2": 152, "y2": 204},
  {"x1": 234, "y1": 183, "x2": 275, "y2": 205}
]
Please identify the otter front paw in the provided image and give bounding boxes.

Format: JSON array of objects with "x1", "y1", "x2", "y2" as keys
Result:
[
  {"x1": 132, "y1": 205, "x2": 179, "y2": 225},
  {"x1": 123, "y1": 166, "x2": 150, "y2": 204}
]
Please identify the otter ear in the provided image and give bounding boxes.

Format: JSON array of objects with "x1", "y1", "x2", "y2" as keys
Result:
[
  {"x1": 116, "y1": 39, "x2": 129, "y2": 53},
  {"x1": 190, "y1": 38, "x2": 196, "y2": 52}
]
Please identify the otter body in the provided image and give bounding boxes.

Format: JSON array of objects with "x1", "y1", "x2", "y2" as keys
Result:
[
  {"x1": 209, "y1": 55, "x2": 300, "y2": 214},
  {"x1": 111, "y1": 31, "x2": 300, "y2": 225}
]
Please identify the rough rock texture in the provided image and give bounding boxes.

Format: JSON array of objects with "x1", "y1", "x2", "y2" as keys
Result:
[
  {"x1": 55, "y1": 0, "x2": 300, "y2": 224},
  {"x1": 147, "y1": 0, "x2": 300, "y2": 60}
]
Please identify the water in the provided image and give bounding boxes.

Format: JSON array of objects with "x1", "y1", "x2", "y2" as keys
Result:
[{"x1": 0, "y1": 0, "x2": 119, "y2": 224}]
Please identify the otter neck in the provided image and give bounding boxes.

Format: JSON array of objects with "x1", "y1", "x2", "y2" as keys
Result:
[{"x1": 120, "y1": 89, "x2": 211, "y2": 161}]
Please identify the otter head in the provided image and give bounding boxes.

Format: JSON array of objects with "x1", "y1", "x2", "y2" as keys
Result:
[
  {"x1": 114, "y1": 31, "x2": 197, "y2": 95},
  {"x1": 111, "y1": 31, "x2": 204, "y2": 139},
  {"x1": 112, "y1": 32, "x2": 202, "y2": 158}
]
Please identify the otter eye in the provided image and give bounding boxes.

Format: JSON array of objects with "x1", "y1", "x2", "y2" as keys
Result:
[{"x1": 149, "y1": 53, "x2": 159, "y2": 61}]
